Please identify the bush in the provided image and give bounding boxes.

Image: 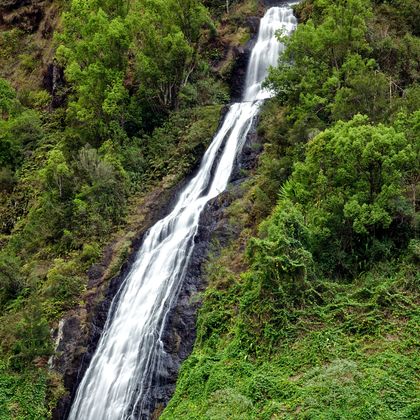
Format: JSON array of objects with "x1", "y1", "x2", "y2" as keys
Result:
[
  {"x1": 42, "y1": 259, "x2": 85, "y2": 317},
  {"x1": 9, "y1": 303, "x2": 52, "y2": 371},
  {"x1": 247, "y1": 199, "x2": 314, "y2": 302},
  {"x1": 0, "y1": 252, "x2": 23, "y2": 308}
]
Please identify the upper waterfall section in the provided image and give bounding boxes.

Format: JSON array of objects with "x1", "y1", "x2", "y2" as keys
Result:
[{"x1": 244, "y1": 5, "x2": 297, "y2": 102}]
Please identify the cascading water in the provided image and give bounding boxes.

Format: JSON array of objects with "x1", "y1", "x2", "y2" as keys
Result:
[{"x1": 68, "y1": 4, "x2": 297, "y2": 420}]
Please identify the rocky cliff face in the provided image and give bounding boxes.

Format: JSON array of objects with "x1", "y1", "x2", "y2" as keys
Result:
[
  {"x1": 0, "y1": 0, "x2": 62, "y2": 98},
  {"x1": 50, "y1": 182, "x2": 189, "y2": 420},
  {"x1": 229, "y1": 16, "x2": 260, "y2": 102},
  {"x1": 144, "y1": 118, "x2": 263, "y2": 419},
  {"x1": 51, "y1": 92, "x2": 261, "y2": 420},
  {"x1": 0, "y1": 0, "x2": 49, "y2": 32}
]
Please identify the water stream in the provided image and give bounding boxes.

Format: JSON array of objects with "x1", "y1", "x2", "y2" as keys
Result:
[{"x1": 68, "y1": 4, "x2": 297, "y2": 419}]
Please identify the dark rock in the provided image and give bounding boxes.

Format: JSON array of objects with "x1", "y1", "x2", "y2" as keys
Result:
[
  {"x1": 229, "y1": 46, "x2": 250, "y2": 102},
  {"x1": 0, "y1": 0, "x2": 48, "y2": 32},
  {"x1": 231, "y1": 115, "x2": 262, "y2": 183},
  {"x1": 246, "y1": 16, "x2": 261, "y2": 35},
  {"x1": 261, "y1": 0, "x2": 291, "y2": 6},
  {"x1": 0, "y1": 0, "x2": 34, "y2": 9},
  {"x1": 142, "y1": 116, "x2": 262, "y2": 419},
  {"x1": 42, "y1": 62, "x2": 66, "y2": 109},
  {"x1": 229, "y1": 15, "x2": 261, "y2": 102}
]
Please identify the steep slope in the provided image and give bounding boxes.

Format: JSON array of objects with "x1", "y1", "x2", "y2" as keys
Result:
[
  {"x1": 162, "y1": 0, "x2": 420, "y2": 418},
  {"x1": 0, "y1": 0, "x2": 265, "y2": 418},
  {"x1": 1, "y1": 0, "x2": 418, "y2": 418}
]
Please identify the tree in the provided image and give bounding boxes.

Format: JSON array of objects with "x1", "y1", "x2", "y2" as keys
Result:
[
  {"x1": 56, "y1": 0, "x2": 130, "y2": 141},
  {"x1": 330, "y1": 55, "x2": 391, "y2": 122},
  {"x1": 39, "y1": 148, "x2": 73, "y2": 199},
  {"x1": 70, "y1": 145, "x2": 128, "y2": 242},
  {"x1": 247, "y1": 199, "x2": 314, "y2": 303},
  {"x1": 265, "y1": 0, "x2": 373, "y2": 132},
  {"x1": 282, "y1": 114, "x2": 418, "y2": 276},
  {"x1": 129, "y1": 0, "x2": 211, "y2": 111}
]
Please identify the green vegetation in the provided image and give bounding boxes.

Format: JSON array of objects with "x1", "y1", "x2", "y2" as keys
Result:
[
  {"x1": 0, "y1": 0, "x2": 418, "y2": 417},
  {"x1": 0, "y1": 361, "x2": 49, "y2": 419},
  {"x1": 0, "y1": 0, "x2": 249, "y2": 417},
  {"x1": 163, "y1": 0, "x2": 419, "y2": 418},
  {"x1": 163, "y1": 259, "x2": 418, "y2": 419}
]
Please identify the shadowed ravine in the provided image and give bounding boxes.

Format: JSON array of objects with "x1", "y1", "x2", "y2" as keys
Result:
[{"x1": 68, "y1": 4, "x2": 297, "y2": 419}]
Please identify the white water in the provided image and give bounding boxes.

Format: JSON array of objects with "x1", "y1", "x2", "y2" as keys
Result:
[{"x1": 68, "y1": 4, "x2": 296, "y2": 420}]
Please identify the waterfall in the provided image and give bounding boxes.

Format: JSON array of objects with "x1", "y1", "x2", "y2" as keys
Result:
[{"x1": 68, "y1": 4, "x2": 297, "y2": 419}]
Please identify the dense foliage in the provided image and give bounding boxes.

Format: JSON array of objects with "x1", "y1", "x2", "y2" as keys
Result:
[
  {"x1": 163, "y1": 0, "x2": 419, "y2": 418},
  {"x1": 0, "y1": 0, "x2": 418, "y2": 417},
  {"x1": 0, "y1": 0, "x2": 246, "y2": 416}
]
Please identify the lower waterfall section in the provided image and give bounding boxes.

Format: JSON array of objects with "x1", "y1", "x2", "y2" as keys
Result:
[
  {"x1": 68, "y1": 4, "x2": 297, "y2": 420},
  {"x1": 69, "y1": 102, "x2": 262, "y2": 420}
]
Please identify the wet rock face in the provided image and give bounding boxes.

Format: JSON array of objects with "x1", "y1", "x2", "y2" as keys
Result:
[
  {"x1": 51, "y1": 117, "x2": 262, "y2": 420},
  {"x1": 229, "y1": 46, "x2": 251, "y2": 102},
  {"x1": 246, "y1": 16, "x2": 261, "y2": 35},
  {"x1": 143, "y1": 118, "x2": 262, "y2": 419},
  {"x1": 50, "y1": 187, "x2": 187, "y2": 420},
  {"x1": 229, "y1": 17, "x2": 260, "y2": 102},
  {"x1": 51, "y1": 259, "x2": 132, "y2": 419},
  {"x1": 42, "y1": 62, "x2": 66, "y2": 108},
  {"x1": 262, "y1": 0, "x2": 290, "y2": 6},
  {"x1": 0, "y1": 0, "x2": 48, "y2": 32}
]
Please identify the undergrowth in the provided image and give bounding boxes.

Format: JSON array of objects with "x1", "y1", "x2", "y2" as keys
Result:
[{"x1": 163, "y1": 250, "x2": 419, "y2": 419}]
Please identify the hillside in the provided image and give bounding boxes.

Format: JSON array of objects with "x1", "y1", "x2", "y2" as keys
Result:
[
  {"x1": 0, "y1": 0, "x2": 419, "y2": 418},
  {"x1": 162, "y1": 0, "x2": 420, "y2": 418},
  {"x1": 0, "y1": 0, "x2": 262, "y2": 417}
]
